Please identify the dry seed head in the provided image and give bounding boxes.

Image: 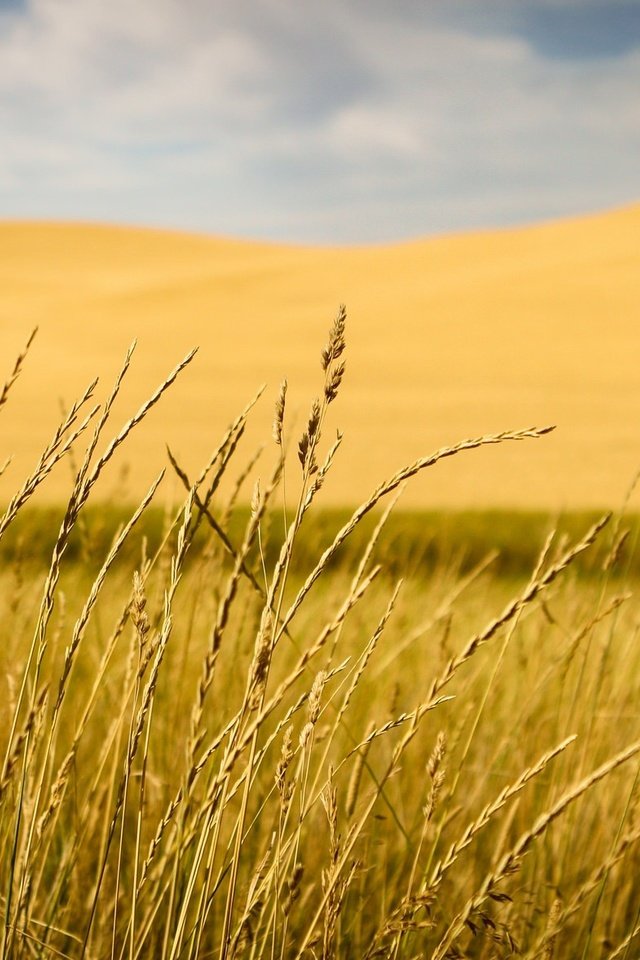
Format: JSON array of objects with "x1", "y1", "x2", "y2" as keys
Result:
[
  {"x1": 233, "y1": 918, "x2": 254, "y2": 955},
  {"x1": 250, "y1": 479, "x2": 262, "y2": 520},
  {"x1": 1, "y1": 685, "x2": 49, "y2": 799},
  {"x1": 249, "y1": 609, "x2": 273, "y2": 709},
  {"x1": 307, "y1": 669, "x2": 326, "y2": 725},
  {"x1": 427, "y1": 731, "x2": 447, "y2": 779},
  {"x1": 322, "y1": 775, "x2": 340, "y2": 864},
  {"x1": 131, "y1": 571, "x2": 150, "y2": 652},
  {"x1": 273, "y1": 378, "x2": 287, "y2": 445},
  {"x1": 321, "y1": 304, "x2": 347, "y2": 371},
  {"x1": 300, "y1": 670, "x2": 326, "y2": 747},
  {"x1": 303, "y1": 475, "x2": 322, "y2": 509},
  {"x1": 275, "y1": 725, "x2": 295, "y2": 806},
  {"x1": 424, "y1": 768, "x2": 447, "y2": 824},
  {"x1": 297, "y1": 431, "x2": 309, "y2": 470},
  {"x1": 423, "y1": 731, "x2": 447, "y2": 822},
  {"x1": 138, "y1": 635, "x2": 157, "y2": 679},
  {"x1": 298, "y1": 398, "x2": 321, "y2": 472},
  {"x1": 283, "y1": 862, "x2": 304, "y2": 916},
  {"x1": 37, "y1": 750, "x2": 73, "y2": 839},
  {"x1": 299, "y1": 721, "x2": 313, "y2": 750},
  {"x1": 308, "y1": 397, "x2": 321, "y2": 438},
  {"x1": 302, "y1": 430, "x2": 343, "y2": 510},
  {"x1": 324, "y1": 360, "x2": 346, "y2": 404},
  {"x1": 542, "y1": 897, "x2": 562, "y2": 960}
]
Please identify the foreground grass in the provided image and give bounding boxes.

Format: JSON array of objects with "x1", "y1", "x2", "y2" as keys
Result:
[{"x1": 1, "y1": 315, "x2": 639, "y2": 959}]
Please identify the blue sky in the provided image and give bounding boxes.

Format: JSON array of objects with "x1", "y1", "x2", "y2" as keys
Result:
[{"x1": 0, "y1": 0, "x2": 639, "y2": 243}]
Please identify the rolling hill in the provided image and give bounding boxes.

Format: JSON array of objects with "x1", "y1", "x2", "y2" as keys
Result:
[{"x1": 0, "y1": 205, "x2": 639, "y2": 510}]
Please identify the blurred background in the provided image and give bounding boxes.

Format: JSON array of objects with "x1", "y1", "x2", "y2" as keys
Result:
[{"x1": 0, "y1": 0, "x2": 639, "y2": 510}]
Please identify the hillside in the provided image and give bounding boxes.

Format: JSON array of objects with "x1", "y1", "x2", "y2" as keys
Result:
[{"x1": 0, "y1": 206, "x2": 639, "y2": 510}]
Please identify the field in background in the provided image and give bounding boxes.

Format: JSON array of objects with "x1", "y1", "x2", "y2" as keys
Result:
[
  {"x1": 3, "y1": 504, "x2": 640, "y2": 582},
  {"x1": 1, "y1": 203, "x2": 639, "y2": 510}
]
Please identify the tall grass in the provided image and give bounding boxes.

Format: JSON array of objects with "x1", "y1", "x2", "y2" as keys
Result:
[{"x1": 0, "y1": 310, "x2": 639, "y2": 959}]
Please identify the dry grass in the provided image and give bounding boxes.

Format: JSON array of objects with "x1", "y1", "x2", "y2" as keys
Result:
[{"x1": 0, "y1": 312, "x2": 639, "y2": 959}]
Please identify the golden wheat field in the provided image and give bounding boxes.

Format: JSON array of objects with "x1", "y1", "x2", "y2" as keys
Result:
[{"x1": 1, "y1": 203, "x2": 640, "y2": 510}]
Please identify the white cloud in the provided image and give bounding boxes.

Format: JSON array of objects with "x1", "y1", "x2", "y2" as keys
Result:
[{"x1": 0, "y1": 0, "x2": 638, "y2": 241}]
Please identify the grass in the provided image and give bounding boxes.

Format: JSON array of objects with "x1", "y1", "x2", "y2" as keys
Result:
[
  {"x1": 4, "y1": 505, "x2": 640, "y2": 581},
  {"x1": 1, "y1": 311, "x2": 640, "y2": 959}
]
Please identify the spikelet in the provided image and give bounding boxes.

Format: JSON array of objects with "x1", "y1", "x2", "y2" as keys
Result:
[
  {"x1": 542, "y1": 897, "x2": 562, "y2": 960},
  {"x1": 275, "y1": 725, "x2": 295, "y2": 813},
  {"x1": 273, "y1": 378, "x2": 287, "y2": 445},
  {"x1": 36, "y1": 750, "x2": 73, "y2": 839},
  {"x1": 321, "y1": 304, "x2": 347, "y2": 371},
  {"x1": 424, "y1": 731, "x2": 447, "y2": 824},
  {"x1": 324, "y1": 360, "x2": 345, "y2": 404},
  {"x1": 0, "y1": 685, "x2": 49, "y2": 801},
  {"x1": 298, "y1": 398, "x2": 321, "y2": 473},
  {"x1": 250, "y1": 479, "x2": 262, "y2": 520},
  {"x1": 299, "y1": 669, "x2": 326, "y2": 748},
  {"x1": 283, "y1": 862, "x2": 304, "y2": 917},
  {"x1": 131, "y1": 570, "x2": 151, "y2": 675},
  {"x1": 249, "y1": 609, "x2": 273, "y2": 710}
]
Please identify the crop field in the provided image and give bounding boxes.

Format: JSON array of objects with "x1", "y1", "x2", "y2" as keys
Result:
[
  {"x1": 1, "y1": 313, "x2": 639, "y2": 960},
  {"x1": 1, "y1": 204, "x2": 640, "y2": 511}
]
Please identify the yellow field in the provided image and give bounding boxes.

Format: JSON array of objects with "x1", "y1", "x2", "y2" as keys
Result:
[{"x1": 1, "y1": 204, "x2": 639, "y2": 509}]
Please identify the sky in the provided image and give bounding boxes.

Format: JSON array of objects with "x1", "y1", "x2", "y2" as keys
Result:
[{"x1": 0, "y1": 0, "x2": 639, "y2": 243}]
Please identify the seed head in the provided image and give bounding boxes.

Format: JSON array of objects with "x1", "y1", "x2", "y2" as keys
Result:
[
  {"x1": 321, "y1": 305, "x2": 346, "y2": 371},
  {"x1": 273, "y1": 379, "x2": 287, "y2": 446}
]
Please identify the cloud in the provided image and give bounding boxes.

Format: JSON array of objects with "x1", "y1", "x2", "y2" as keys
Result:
[{"x1": 0, "y1": 0, "x2": 638, "y2": 241}]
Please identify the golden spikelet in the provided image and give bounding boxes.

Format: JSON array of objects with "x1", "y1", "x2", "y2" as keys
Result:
[
  {"x1": 321, "y1": 304, "x2": 347, "y2": 371},
  {"x1": 249, "y1": 609, "x2": 273, "y2": 711},
  {"x1": 273, "y1": 378, "x2": 287, "y2": 446},
  {"x1": 541, "y1": 897, "x2": 562, "y2": 960}
]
